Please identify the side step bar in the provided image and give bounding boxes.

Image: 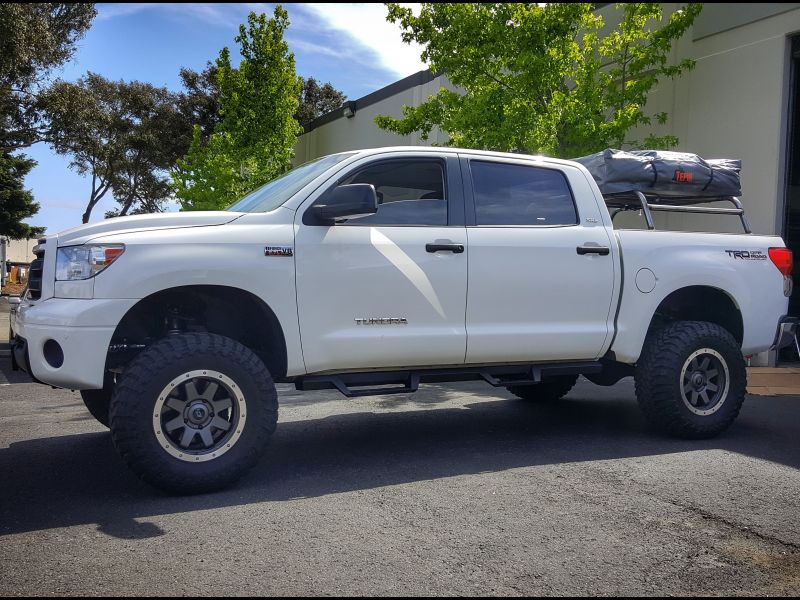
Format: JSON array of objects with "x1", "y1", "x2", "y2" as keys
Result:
[{"x1": 295, "y1": 361, "x2": 603, "y2": 398}]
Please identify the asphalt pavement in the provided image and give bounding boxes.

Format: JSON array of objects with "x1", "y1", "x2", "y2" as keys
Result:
[{"x1": 1, "y1": 357, "x2": 799, "y2": 596}]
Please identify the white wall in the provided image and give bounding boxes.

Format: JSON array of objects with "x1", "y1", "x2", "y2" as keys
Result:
[
  {"x1": 297, "y1": 4, "x2": 800, "y2": 237},
  {"x1": 294, "y1": 74, "x2": 454, "y2": 164},
  {"x1": 604, "y1": 3, "x2": 800, "y2": 236},
  {"x1": 5, "y1": 238, "x2": 37, "y2": 263}
]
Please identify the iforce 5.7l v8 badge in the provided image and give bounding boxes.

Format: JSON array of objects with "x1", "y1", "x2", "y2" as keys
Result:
[{"x1": 264, "y1": 246, "x2": 293, "y2": 257}]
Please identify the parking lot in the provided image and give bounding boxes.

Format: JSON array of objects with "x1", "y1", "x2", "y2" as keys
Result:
[{"x1": 1, "y1": 357, "x2": 800, "y2": 596}]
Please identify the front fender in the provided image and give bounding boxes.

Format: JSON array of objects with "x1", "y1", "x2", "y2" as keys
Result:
[{"x1": 90, "y1": 223, "x2": 305, "y2": 376}]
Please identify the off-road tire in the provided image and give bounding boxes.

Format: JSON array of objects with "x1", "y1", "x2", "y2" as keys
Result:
[
  {"x1": 80, "y1": 388, "x2": 111, "y2": 428},
  {"x1": 635, "y1": 320, "x2": 746, "y2": 439},
  {"x1": 109, "y1": 333, "x2": 278, "y2": 494},
  {"x1": 507, "y1": 375, "x2": 579, "y2": 402}
]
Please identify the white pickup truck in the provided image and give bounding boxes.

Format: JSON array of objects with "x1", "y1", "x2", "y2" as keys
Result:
[{"x1": 10, "y1": 146, "x2": 795, "y2": 494}]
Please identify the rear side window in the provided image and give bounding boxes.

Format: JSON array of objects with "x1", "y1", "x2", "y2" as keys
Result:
[{"x1": 470, "y1": 161, "x2": 578, "y2": 226}]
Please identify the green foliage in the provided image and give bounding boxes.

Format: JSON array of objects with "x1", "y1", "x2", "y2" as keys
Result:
[
  {"x1": 297, "y1": 77, "x2": 346, "y2": 128},
  {"x1": 0, "y1": 3, "x2": 96, "y2": 151},
  {"x1": 41, "y1": 73, "x2": 183, "y2": 222},
  {"x1": 376, "y1": 3, "x2": 702, "y2": 157},
  {"x1": 173, "y1": 7, "x2": 302, "y2": 211},
  {"x1": 175, "y1": 66, "x2": 345, "y2": 148},
  {"x1": 0, "y1": 3, "x2": 95, "y2": 234},
  {"x1": 177, "y1": 62, "x2": 223, "y2": 147},
  {"x1": 0, "y1": 152, "x2": 45, "y2": 238}
]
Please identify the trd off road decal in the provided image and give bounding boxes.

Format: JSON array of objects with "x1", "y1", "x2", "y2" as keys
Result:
[{"x1": 724, "y1": 250, "x2": 767, "y2": 261}]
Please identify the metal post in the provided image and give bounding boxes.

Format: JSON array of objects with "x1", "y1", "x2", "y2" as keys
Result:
[
  {"x1": 729, "y1": 197, "x2": 752, "y2": 234},
  {"x1": 634, "y1": 191, "x2": 655, "y2": 230}
]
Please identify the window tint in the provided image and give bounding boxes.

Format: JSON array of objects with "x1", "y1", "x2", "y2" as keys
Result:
[
  {"x1": 337, "y1": 160, "x2": 447, "y2": 226},
  {"x1": 470, "y1": 161, "x2": 577, "y2": 226}
]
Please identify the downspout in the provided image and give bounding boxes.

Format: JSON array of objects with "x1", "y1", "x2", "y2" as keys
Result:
[{"x1": 0, "y1": 237, "x2": 7, "y2": 290}]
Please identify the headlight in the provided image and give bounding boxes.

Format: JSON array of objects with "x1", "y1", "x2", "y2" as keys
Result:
[{"x1": 55, "y1": 244, "x2": 125, "y2": 281}]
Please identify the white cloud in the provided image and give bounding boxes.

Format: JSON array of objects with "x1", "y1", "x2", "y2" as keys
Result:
[
  {"x1": 300, "y1": 3, "x2": 426, "y2": 78},
  {"x1": 286, "y1": 37, "x2": 345, "y2": 59},
  {"x1": 97, "y1": 3, "x2": 242, "y2": 29},
  {"x1": 96, "y1": 3, "x2": 155, "y2": 20}
]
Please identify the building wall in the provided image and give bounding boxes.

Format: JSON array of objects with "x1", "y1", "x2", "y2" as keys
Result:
[
  {"x1": 4, "y1": 238, "x2": 37, "y2": 263},
  {"x1": 603, "y1": 3, "x2": 800, "y2": 236},
  {"x1": 295, "y1": 4, "x2": 800, "y2": 238},
  {"x1": 294, "y1": 74, "x2": 455, "y2": 164}
]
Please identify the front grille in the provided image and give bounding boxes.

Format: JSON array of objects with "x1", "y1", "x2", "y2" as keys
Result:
[{"x1": 27, "y1": 239, "x2": 46, "y2": 300}]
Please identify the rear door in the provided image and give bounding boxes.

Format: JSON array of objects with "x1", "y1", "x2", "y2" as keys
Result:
[
  {"x1": 294, "y1": 153, "x2": 468, "y2": 374},
  {"x1": 461, "y1": 155, "x2": 617, "y2": 364}
]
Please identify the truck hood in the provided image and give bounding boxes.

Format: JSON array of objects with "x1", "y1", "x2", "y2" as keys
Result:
[{"x1": 56, "y1": 211, "x2": 244, "y2": 246}]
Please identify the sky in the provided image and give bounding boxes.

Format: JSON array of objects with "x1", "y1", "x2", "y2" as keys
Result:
[{"x1": 22, "y1": 2, "x2": 426, "y2": 235}]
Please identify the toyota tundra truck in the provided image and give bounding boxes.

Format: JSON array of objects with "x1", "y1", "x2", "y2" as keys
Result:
[{"x1": 9, "y1": 146, "x2": 795, "y2": 494}]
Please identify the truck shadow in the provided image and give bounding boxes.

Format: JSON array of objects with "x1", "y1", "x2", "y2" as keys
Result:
[{"x1": 1, "y1": 384, "x2": 798, "y2": 539}]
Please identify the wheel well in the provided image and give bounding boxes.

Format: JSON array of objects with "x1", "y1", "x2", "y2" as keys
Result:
[
  {"x1": 108, "y1": 285, "x2": 288, "y2": 380},
  {"x1": 648, "y1": 286, "x2": 744, "y2": 346}
]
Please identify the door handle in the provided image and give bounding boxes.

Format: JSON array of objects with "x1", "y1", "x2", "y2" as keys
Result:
[
  {"x1": 426, "y1": 243, "x2": 464, "y2": 254},
  {"x1": 576, "y1": 245, "x2": 610, "y2": 256}
]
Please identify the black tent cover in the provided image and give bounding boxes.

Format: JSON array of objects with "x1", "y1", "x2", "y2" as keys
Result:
[{"x1": 573, "y1": 148, "x2": 742, "y2": 200}]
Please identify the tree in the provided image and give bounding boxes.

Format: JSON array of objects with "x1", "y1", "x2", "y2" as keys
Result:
[
  {"x1": 172, "y1": 7, "x2": 302, "y2": 211},
  {"x1": 376, "y1": 3, "x2": 702, "y2": 158},
  {"x1": 1, "y1": 3, "x2": 96, "y2": 152},
  {"x1": 177, "y1": 62, "x2": 222, "y2": 146},
  {"x1": 42, "y1": 73, "x2": 183, "y2": 223},
  {"x1": 176, "y1": 64, "x2": 346, "y2": 140},
  {"x1": 0, "y1": 152, "x2": 45, "y2": 238},
  {"x1": 0, "y1": 3, "x2": 96, "y2": 235},
  {"x1": 105, "y1": 85, "x2": 185, "y2": 218},
  {"x1": 297, "y1": 77, "x2": 346, "y2": 128}
]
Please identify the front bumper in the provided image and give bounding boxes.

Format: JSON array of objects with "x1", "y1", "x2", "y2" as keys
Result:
[
  {"x1": 11, "y1": 297, "x2": 137, "y2": 389},
  {"x1": 772, "y1": 316, "x2": 798, "y2": 351},
  {"x1": 10, "y1": 335, "x2": 38, "y2": 382}
]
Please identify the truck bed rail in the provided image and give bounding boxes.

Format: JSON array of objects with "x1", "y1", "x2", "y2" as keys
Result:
[{"x1": 604, "y1": 191, "x2": 752, "y2": 234}]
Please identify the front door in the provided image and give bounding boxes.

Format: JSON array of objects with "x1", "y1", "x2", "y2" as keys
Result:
[{"x1": 295, "y1": 155, "x2": 468, "y2": 374}]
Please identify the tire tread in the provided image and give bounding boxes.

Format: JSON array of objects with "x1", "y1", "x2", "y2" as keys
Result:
[
  {"x1": 109, "y1": 333, "x2": 278, "y2": 494},
  {"x1": 635, "y1": 320, "x2": 746, "y2": 439}
]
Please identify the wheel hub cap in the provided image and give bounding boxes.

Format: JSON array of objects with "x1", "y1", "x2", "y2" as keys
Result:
[
  {"x1": 691, "y1": 372, "x2": 706, "y2": 390},
  {"x1": 186, "y1": 401, "x2": 212, "y2": 427},
  {"x1": 679, "y1": 348, "x2": 730, "y2": 416},
  {"x1": 152, "y1": 370, "x2": 247, "y2": 463}
]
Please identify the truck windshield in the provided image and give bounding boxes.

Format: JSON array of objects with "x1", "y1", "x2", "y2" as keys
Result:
[{"x1": 227, "y1": 152, "x2": 355, "y2": 213}]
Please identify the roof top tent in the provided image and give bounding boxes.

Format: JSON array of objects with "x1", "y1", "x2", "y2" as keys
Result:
[{"x1": 574, "y1": 148, "x2": 751, "y2": 234}]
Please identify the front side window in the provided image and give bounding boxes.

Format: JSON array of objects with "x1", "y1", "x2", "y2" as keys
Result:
[
  {"x1": 470, "y1": 161, "x2": 578, "y2": 226},
  {"x1": 334, "y1": 159, "x2": 448, "y2": 226}
]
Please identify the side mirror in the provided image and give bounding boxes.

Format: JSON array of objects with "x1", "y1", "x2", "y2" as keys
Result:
[
  {"x1": 7, "y1": 296, "x2": 21, "y2": 306},
  {"x1": 311, "y1": 184, "x2": 378, "y2": 223}
]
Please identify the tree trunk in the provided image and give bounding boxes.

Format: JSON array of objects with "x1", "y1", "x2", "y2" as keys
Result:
[{"x1": 82, "y1": 181, "x2": 110, "y2": 223}]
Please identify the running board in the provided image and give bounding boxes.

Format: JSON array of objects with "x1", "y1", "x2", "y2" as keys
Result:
[{"x1": 295, "y1": 361, "x2": 603, "y2": 398}]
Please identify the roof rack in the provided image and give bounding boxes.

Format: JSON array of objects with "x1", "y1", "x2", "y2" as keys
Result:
[{"x1": 603, "y1": 191, "x2": 752, "y2": 234}]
